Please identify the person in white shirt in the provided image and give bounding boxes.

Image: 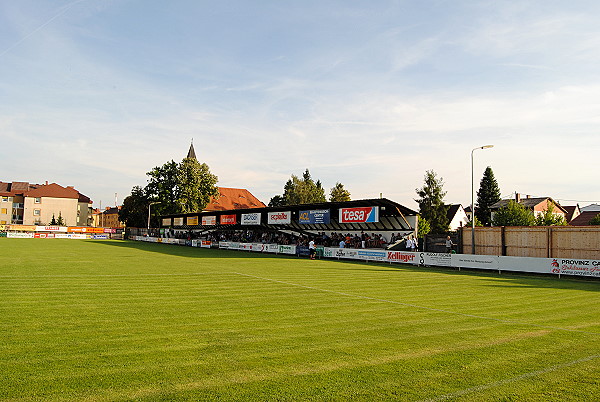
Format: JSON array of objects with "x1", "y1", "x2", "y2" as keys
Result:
[
  {"x1": 339, "y1": 239, "x2": 345, "y2": 248},
  {"x1": 309, "y1": 239, "x2": 316, "y2": 260}
]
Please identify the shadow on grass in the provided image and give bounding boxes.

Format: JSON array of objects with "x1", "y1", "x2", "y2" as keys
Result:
[{"x1": 93, "y1": 240, "x2": 600, "y2": 292}]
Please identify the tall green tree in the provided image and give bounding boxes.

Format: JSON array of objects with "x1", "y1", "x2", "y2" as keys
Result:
[
  {"x1": 329, "y1": 182, "x2": 351, "y2": 202},
  {"x1": 416, "y1": 216, "x2": 431, "y2": 239},
  {"x1": 268, "y1": 195, "x2": 285, "y2": 207},
  {"x1": 535, "y1": 202, "x2": 567, "y2": 226},
  {"x1": 492, "y1": 201, "x2": 535, "y2": 226},
  {"x1": 282, "y1": 169, "x2": 326, "y2": 205},
  {"x1": 119, "y1": 186, "x2": 149, "y2": 227},
  {"x1": 176, "y1": 157, "x2": 219, "y2": 213},
  {"x1": 415, "y1": 170, "x2": 449, "y2": 233},
  {"x1": 145, "y1": 160, "x2": 180, "y2": 217},
  {"x1": 475, "y1": 166, "x2": 501, "y2": 226}
]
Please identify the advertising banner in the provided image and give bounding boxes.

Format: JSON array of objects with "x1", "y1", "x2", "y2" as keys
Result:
[
  {"x1": 324, "y1": 247, "x2": 359, "y2": 259},
  {"x1": 68, "y1": 227, "x2": 104, "y2": 233},
  {"x1": 201, "y1": 240, "x2": 212, "y2": 248},
  {"x1": 387, "y1": 251, "x2": 418, "y2": 265},
  {"x1": 299, "y1": 209, "x2": 330, "y2": 224},
  {"x1": 202, "y1": 216, "x2": 216, "y2": 225},
  {"x1": 161, "y1": 218, "x2": 171, "y2": 227},
  {"x1": 339, "y1": 207, "x2": 379, "y2": 223},
  {"x1": 186, "y1": 216, "x2": 199, "y2": 226},
  {"x1": 34, "y1": 233, "x2": 55, "y2": 238},
  {"x1": 104, "y1": 228, "x2": 117, "y2": 233},
  {"x1": 267, "y1": 211, "x2": 291, "y2": 224},
  {"x1": 241, "y1": 213, "x2": 261, "y2": 225},
  {"x1": 173, "y1": 218, "x2": 184, "y2": 226},
  {"x1": 251, "y1": 243, "x2": 265, "y2": 252},
  {"x1": 220, "y1": 215, "x2": 237, "y2": 225},
  {"x1": 421, "y1": 252, "x2": 452, "y2": 267},
  {"x1": 35, "y1": 226, "x2": 68, "y2": 232},
  {"x1": 219, "y1": 241, "x2": 230, "y2": 249},
  {"x1": 11, "y1": 225, "x2": 37, "y2": 232},
  {"x1": 452, "y1": 254, "x2": 499, "y2": 270},
  {"x1": 278, "y1": 245, "x2": 296, "y2": 255},
  {"x1": 267, "y1": 244, "x2": 279, "y2": 253},
  {"x1": 92, "y1": 234, "x2": 108, "y2": 239},
  {"x1": 8, "y1": 232, "x2": 33, "y2": 238},
  {"x1": 550, "y1": 258, "x2": 600, "y2": 277},
  {"x1": 357, "y1": 249, "x2": 387, "y2": 261}
]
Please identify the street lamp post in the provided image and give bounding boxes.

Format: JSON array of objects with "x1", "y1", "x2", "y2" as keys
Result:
[
  {"x1": 147, "y1": 201, "x2": 160, "y2": 231},
  {"x1": 471, "y1": 145, "x2": 494, "y2": 254}
]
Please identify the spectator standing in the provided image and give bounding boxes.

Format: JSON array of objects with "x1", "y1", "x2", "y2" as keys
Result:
[
  {"x1": 309, "y1": 239, "x2": 316, "y2": 260},
  {"x1": 445, "y1": 236, "x2": 454, "y2": 253}
]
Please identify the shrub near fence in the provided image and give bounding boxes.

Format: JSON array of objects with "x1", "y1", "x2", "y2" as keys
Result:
[{"x1": 461, "y1": 226, "x2": 600, "y2": 259}]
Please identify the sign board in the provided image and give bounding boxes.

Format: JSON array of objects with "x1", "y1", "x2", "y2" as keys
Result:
[
  {"x1": 220, "y1": 215, "x2": 237, "y2": 225},
  {"x1": 241, "y1": 213, "x2": 261, "y2": 225},
  {"x1": 299, "y1": 209, "x2": 330, "y2": 224},
  {"x1": 35, "y1": 226, "x2": 68, "y2": 232},
  {"x1": 267, "y1": 211, "x2": 291, "y2": 224},
  {"x1": 161, "y1": 218, "x2": 171, "y2": 227},
  {"x1": 186, "y1": 216, "x2": 199, "y2": 226},
  {"x1": 339, "y1": 207, "x2": 379, "y2": 223},
  {"x1": 202, "y1": 216, "x2": 216, "y2": 225},
  {"x1": 173, "y1": 217, "x2": 184, "y2": 226}
]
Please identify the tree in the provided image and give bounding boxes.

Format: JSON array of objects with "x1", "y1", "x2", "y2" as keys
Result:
[
  {"x1": 268, "y1": 195, "x2": 285, "y2": 207},
  {"x1": 50, "y1": 214, "x2": 57, "y2": 225},
  {"x1": 56, "y1": 212, "x2": 65, "y2": 226},
  {"x1": 282, "y1": 169, "x2": 326, "y2": 205},
  {"x1": 492, "y1": 201, "x2": 535, "y2": 226},
  {"x1": 119, "y1": 186, "x2": 149, "y2": 228},
  {"x1": 145, "y1": 160, "x2": 180, "y2": 217},
  {"x1": 415, "y1": 170, "x2": 449, "y2": 233},
  {"x1": 175, "y1": 157, "x2": 219, "y2": 213},
  {"x1": 329, "y1": 182, "x2": 351, "y2": 202},
  {"x1": 416, "y1": 216, "x2": 431, "y2": 239},
  {"x1": 590, "y1": 213, "x2": 600, "y2": 225},
  {"x1": 466, "y1": 215, "x2": 483, "y2": 227},
  {"x1": 475, "y1": 167, "x2": 501, "y2": 226},
  {"x1": 535, "y1": 202, "x2": 567, "y2": 226}
]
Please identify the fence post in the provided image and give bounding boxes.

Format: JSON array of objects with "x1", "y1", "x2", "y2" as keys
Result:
[{"x1": 501, "y1": 226, "x2": 507, "y2": 256}]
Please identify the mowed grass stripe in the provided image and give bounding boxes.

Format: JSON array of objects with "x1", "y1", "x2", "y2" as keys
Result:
[{"x1": 1, "y1": 239, "x2": 599, "y2": 400}]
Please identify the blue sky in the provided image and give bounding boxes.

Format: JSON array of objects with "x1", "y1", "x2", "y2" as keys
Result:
[{"x1": 2, "y1": 0, "x2": 600, "y2": 210}]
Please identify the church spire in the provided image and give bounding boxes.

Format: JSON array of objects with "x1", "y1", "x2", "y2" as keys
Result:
[{"x1": 187, "y1": 139, "x2": 197, "y2": 160}]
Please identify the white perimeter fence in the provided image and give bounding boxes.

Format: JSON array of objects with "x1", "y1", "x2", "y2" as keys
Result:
[{"x1": 132, "y1": 236, "x2": 600, "y2": 279}]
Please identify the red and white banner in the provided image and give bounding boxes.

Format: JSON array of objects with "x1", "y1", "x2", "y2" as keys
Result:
[
  {"x1": 220, "y1": 215, "x2": 236, "y2": 225},
  {"x1": 267, "y1": 211, "x2": 291, "y2": 224},
  {"x1": 202, "y1": 216, "x2": 216, "y2": 225},
  {"x1": 339, "y1": 207, "x2": 379, "y2": 223},
  {"x1": 35, "y1": 226, "x2": 67, "y2": 232}
]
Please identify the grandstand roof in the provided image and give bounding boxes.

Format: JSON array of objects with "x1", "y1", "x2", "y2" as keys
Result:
[{"x1": 162, "y1": 198, "x2": 418, "y2": 234}]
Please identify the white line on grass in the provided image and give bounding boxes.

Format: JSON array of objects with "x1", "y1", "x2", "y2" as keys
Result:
[
  {"x1": 0, "y1": 272, "x2": 230, "y2": 278},
  {"x1": 424, "y1": 354, "x2": 600, "y2": 401},
  {"x1": 232, "y1": 272, "x2": 600, "y2": 335}
]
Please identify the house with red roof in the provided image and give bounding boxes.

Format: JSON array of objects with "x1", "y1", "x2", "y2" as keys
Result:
[{"x1": 0, "y1": 181, "x2": 93, "y2": 226}]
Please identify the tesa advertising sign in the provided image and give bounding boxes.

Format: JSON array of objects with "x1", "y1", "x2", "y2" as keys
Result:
[
  {"x1": 220, "y1": 214, "x2": 237, "y2": 225},
  {"x1": 339, "y1": 206, "x2": 379, "y2": 223},
  {"x1": 267, "y1": 211, "x2": 291, "y2": 224}
]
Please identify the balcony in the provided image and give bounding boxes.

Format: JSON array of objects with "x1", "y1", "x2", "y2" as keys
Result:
[{"x1": 12, "y1": 203, "x2": 24, "y2": 209}]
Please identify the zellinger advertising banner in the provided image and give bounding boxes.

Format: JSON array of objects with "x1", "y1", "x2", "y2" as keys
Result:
[
  {"x1": 202, "y1": 216, "x2": 216, "y2": 225},
  {"x1": 299, "y1": 209, "x2": 330, "y2": 224},
  {"x1": 339, "y1": 207, "x2": 379, "y2": 223},
  {"x1": 241, "y1": 213, "x2": 261, "y2": 225},
  {"x1": 267, "y1": 211, "x2": 291, "y2": 224},
  {"x1": 186, "y1": 216, "x2": 199, "y2": 226},
  {"x1": 220, "y1": 215, "x2": 237, "y2": 225}
]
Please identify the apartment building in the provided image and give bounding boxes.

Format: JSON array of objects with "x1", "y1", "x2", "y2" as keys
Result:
[{"x1": 0, "y1": 181, "x2": 93, "y2": 226}]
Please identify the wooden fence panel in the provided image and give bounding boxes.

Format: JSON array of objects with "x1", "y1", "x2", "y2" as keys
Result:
[{"x1": 460, "y1": 226, "x2": 600, "y2": 259}]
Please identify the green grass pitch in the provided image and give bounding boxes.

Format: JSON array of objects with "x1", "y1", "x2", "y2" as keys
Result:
[{"x1": 1, "y1": 239, "x2": 599, "y2": 401}]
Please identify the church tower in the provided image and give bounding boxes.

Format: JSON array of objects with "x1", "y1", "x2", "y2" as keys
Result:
[{"x1": 187, "y1": 140, "x2": 197, "y2": 160}]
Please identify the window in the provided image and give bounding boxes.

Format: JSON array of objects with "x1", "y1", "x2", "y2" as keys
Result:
[
  {"x1": 1, "y1": 197, "x2": 8, "y2": 202},
  {"x1": 0, "y1": 208, "x2": 6, "y2": 214},
  {"x1": 33, "y1": 209, "x2": 41, "y2": 216},
  {"x1": 0, "y1": 220, "x2": 6, "y2": 224},
  {"x1": 34, "y1": 197, "x2": 41, "y2": 203}
]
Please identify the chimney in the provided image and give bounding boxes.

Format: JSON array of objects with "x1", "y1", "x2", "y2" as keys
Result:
[
  {"x1": 515, "y1": 193, "x2": 521, "y2": 203},
  {"x1": 45, "y1": 181, "x2": 48, "y2": 185},
  {"x1": 526, "y1": 194, "x2": 530, "y2": 199}
]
